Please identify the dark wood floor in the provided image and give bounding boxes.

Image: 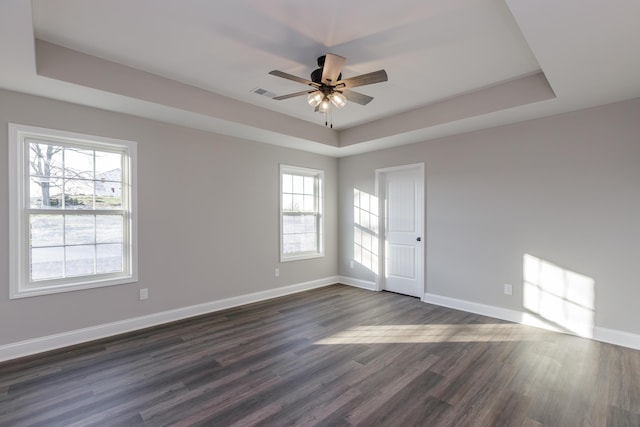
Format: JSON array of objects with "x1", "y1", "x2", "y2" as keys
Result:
[{"x1": 1, "y1": 284, "x2": 640, "y2": 427}]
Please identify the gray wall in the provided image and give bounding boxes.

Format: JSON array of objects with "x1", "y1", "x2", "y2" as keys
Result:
[
  {"x1": 339, "y1": 98, "x2": 640, "y2": 335},
  {"x1": 0, "y1": 89, "x2": 338, "y2": 346},
  {"x1": 2, "y1": 87, "x2": 639, "y2": 347}
]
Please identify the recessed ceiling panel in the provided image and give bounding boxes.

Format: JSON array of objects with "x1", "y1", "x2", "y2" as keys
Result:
[{"x1": 32, "y1": 0, "x2": 540, "y2": 129}]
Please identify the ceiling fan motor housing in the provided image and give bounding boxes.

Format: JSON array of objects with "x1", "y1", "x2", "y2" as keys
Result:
[
  {"x1": 311, "y1": 68, "x2": 341, "y2": 84},
  {"x1": 311, "y1": 55, "x2": 341, "y2": 84}
]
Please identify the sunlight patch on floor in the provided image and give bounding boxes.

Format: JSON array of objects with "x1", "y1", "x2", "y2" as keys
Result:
[{"x1": 315, "y1": 323, "x2": 547, "y2": 344}]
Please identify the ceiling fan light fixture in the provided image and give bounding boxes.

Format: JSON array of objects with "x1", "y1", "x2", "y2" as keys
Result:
[
  {"x1": 329, "y1": 92, "x2": 347, "y2": 108},
  {"x1": 318, "y1": 96, "x2": 331, "y2": 113},
  {"x1": 307, "y1": 91, "x2": 323, "y2": 107}
]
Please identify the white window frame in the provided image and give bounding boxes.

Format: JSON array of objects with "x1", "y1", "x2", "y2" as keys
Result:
[
  {"x1": 280, "y1": 164, "x2": 324, "y2": 262},
  {"x1": 8, "y1": 123, "x2": 138, "y2": 299}
]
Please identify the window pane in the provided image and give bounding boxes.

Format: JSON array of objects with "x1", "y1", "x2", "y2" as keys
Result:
[
  {"x1": 66, "y1": 245, "x2": 95, "y2": 276},
  {"x1": 304, "y1": 215, "x2": 316, "y2": 233},
  {"x1": 95, "y1": 181, "x2": 122, "y2": 209},
  {"x1": 292, "y1": 175, "x2": 304, "y2": 194},
  {"x1": 29, "y1": 142, "x2": 63, "y2": 178},
  {"x1": 283, "y1": 234, "x2": 296, "y2": 254},
  {"x1": 30, "y1": 215, "x2": 64, "y2": 247},
  {"x1": 95, "y1": 152, "x2": 122, "y2": 180},
  {"x1": 64, "y1": 148, "x2": 94, "y2": 180},
  {"x1": 292, "y1": 194, "x2": 304, "y2": 211},
  {"x1": 65, "y1": 215, "x2": 96, "y2": 245},
  {"x1": 31, "y1": 247, "x2": 64, "y2": 281},
  {"x1": 64, "y1": 179, "x2": 95, "y2": 209},
  {"x1": 283, "y1": 215, "x2": 295, "y2": 234},
  {"x1": 301, "y1": 233, "x2": 317, "y2": 252},
  {"x1": 282, "y1": 194, "x2": 293, "y2": 211},
  {"x1": 30, "y1": 177, "x2": 63, "y2": 209},
  {"x1": 282, "y1": 174, "x2": 293, "y2": 193},
  {"x1": 96, "y1": 215, "x2": 123, "y2": 243},
  {"x1": 97, "y1": 243, "x2": 123, "y2": 274},
  {"x1": 303, "y1": 195, "x2": 315, "y2": 211},
  {"x1": 304, "y1": 176, "x2": 314, "y2": 194},
  {"x1": 283, "y1": 232, "x2": 317, "y2": 254},
  {"x1": 294, "y1": 216, "x2": 305, "y2": 233}
]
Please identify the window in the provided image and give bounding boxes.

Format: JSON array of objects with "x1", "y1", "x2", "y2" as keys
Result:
[
  {"x1": 9, "y1": 124, "x2": 137, "y2": 298},
  {"x1": 280, "y1": 165, "x2": 324, "y2": 261}
]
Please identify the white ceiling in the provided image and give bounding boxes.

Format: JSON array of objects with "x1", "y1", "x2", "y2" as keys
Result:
[{"x1": 1, "y1": 0, "x2": 639, "y2": 156}]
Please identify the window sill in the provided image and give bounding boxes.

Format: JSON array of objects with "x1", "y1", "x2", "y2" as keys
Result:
[
  {"x1": 280, "y1": 253, "x2": 325, "y2": 263},
  {"x1": 10, "y1": 275, "x2": 138, "y2": 299}
]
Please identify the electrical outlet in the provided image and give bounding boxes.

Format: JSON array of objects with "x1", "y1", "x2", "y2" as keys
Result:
[
  {"x1": 139, "y1": 288, "x2": 149, "y2": 300},
  {"x1": 504, "y1": 284, "x2": 513, "y2": 295},
  {"x1": 350, "y1": 260, "x2": 354, "y2": 269},
  {"x1": 275, "y1": 268, "x2": 280, "y2": 277}
]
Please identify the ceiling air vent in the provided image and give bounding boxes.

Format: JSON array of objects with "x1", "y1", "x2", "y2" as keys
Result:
[{"x1": 252, "y1": 87, "x2": 276, "y2": 98}]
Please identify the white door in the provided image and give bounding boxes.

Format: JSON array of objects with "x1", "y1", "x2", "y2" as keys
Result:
[{"x1": 380, "y1": 166, "x2": 424, "y2": 298}]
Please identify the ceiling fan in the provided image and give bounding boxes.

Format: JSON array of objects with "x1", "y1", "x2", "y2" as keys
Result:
[{"x1": 269, "y1": 54, "x2": 388, "y2": 117}]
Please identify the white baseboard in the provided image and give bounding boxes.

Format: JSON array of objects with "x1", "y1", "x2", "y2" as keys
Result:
[
  {"x1": 338, "y1": 276, "x2": 377, "y2": 291},
  {"x1": 594, "y1": 327, "x2": 640, "y2": 350},
  {"x1": 5, "y1": 281, "x2": 638, "y2": 363},
  {"x1": 0, "y1": 276, "x2": 338, "y2": 363},
  {"x1": 423, "y1": 292, "x2": 640, "y2": 351},
  {"x1": 422, "y1": 293, "x2": 524, "y2": 324}
]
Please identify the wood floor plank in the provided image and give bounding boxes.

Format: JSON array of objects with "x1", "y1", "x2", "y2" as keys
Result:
[
  {"x1": 1, "y1": 284, "x2": 640, "y2": 426},
  {"x1": 356, "y1": 370, "x2": 447, "y2": 426}
]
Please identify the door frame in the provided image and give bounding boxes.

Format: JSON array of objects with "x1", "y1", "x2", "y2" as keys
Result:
[{"x1": 375, "y1": 163, "x2": 425, "y2": 296}]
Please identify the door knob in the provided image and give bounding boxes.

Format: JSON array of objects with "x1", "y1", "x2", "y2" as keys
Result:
[{"x1": 416, "y1": 237, "x2": 421, "y2": 242}]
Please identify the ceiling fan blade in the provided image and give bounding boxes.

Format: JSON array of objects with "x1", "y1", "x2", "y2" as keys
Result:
[
  {"x1": 336, "y1": 70, "x2": 388, "y2": 89},
  {"x1": 269, "y1": 70, "x2": 318, "y2": 87},
  {"x1": 342, "y1": 90, "x2": 374, "y2": 105},
  {"x1": 273, "y1": 89, "x2": 317, "y2": 100},
  {"x1": 321, "y1": 53, "x2": 346, "y2": 85}
]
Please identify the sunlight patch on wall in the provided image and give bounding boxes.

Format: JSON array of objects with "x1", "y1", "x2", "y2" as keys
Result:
[
  {"x1": 353, "y1": 189, "x2": 379, "y2": 274},
  {"x1": 315, "y1": 323, "x2": 550, "y2": 345},
  {"x1": 523, "y1": 254, "x2": 595, "y2": 338}
]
